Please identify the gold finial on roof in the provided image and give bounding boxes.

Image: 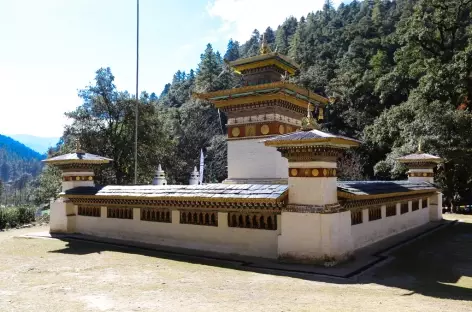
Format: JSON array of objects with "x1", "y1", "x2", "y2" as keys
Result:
[
  {"x1": 301, "y1": 101, "x2": 320, "y2": 131},
  {"x1": 260, "y1": 33, "x2": 272, "y2": 55},
  {"x1": 75, "y1": 138, "x2": 84, "y2": 153},
  {"x1": 417, "y1": 140, "x2": 423, "y2": 154}
]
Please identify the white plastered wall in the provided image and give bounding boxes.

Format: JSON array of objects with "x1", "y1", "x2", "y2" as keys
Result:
[
  {"x1": 288, "y1": 161, "x2": 337, "y2": 205},
  {"x1": 277, "y1": 211, "x2": 353, "y2": 261},
  {"x1": 75, "y1": 209, "x2": 280, "y2": 259},
  {"x1": 50, "y1": 198, "x2": 76, "y2": 233},
  {"x1": 351, "y1": 198, "x2": 432, "y2": 250},
  {"x1": 227, "y1": 139, "x2": 288, "y2": 180}
]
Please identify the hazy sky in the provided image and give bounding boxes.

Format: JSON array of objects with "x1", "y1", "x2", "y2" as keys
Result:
[{"x1": 0, "y1": 0, "x2": 342, "y2": 137}]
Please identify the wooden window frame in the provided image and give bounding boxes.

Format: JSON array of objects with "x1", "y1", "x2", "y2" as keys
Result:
[
  {"x1": 368, "y1": 206, "x2": 381, "y2": 221},
  {"x1": 401, "y1": 203, "x2": 409, "y2": 214},
  {"x1": 386, "y1": 204, "x2": 396, "y2": 217},
  {"x1": 351, "y1": 210, "x2": 363, "y2": 225}
]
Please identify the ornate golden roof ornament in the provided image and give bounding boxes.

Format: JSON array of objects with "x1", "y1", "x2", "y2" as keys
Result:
[
  {"x1": 301, "y1": 102, "x2": 320, "y2": 131},
  {"x1": 260, "y1": 33, "x2": 272, "y2": 55},
  {"x1": 417, "y1": 140, "x2": 423, "y2": 154},
  {"x1": 75, "y1": 138, "x2": 84, "y2": 154}
]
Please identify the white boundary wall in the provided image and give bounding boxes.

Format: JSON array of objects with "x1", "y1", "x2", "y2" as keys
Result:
[
  {"x1": 75, "y1": 208, "x2": 281, "y2": 259},
  {"x1": 351, "y1": 198, "x2": 431, "y2": 250}
]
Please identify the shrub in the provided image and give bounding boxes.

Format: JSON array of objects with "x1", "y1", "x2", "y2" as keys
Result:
[{"x1": 0, "y1": 206, "x2": 36, "y2": 229}]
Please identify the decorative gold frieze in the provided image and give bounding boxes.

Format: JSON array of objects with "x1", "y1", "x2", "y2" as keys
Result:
[
  {"x1": 63, "y1": 176, "x2": 94, "y2": 182},
  {"x1": 408, "y1": 172, "x2": 434, "y2": 177},
  {"x1": 288, "y1": 167, "x2": 336, "y2": 178},
  {"x1": 278, "y1": 146, "x2": 344, "y2": 162},
  {"x1": 227, "y1": 121, "x2": 298, "y2": 139},
  {"x1": 220, "y1": 99, "x2": 307, "y2": 115}
]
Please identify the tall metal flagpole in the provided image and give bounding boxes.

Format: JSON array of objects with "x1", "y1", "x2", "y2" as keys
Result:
[{"x1": 134, "y1": 0, "x2": 139, "y2": 184}]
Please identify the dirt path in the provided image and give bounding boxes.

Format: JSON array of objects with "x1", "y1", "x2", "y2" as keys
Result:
[{"x1": 0, "y1": 217, "x2": 471, "y2": 312}]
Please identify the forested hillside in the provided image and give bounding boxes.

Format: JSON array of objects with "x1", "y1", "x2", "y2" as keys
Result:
[
  {"x1": 0, "y1": 134, "x2": 44, "y2": 205},
  {"x1": 38, "y1": 0, "x2": 472, "y2": 208}
]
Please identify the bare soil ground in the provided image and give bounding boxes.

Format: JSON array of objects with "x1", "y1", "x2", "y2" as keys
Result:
[{"x1": 0, "y1": 215, "x2": 471, "y2": 312}]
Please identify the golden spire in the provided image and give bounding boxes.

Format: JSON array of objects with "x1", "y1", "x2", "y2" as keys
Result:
[
  {"x1": 75, "y1": 138, "x2": 84, "y2": 153},
  {"x1": 318, "y1": 107, "x2": 324, "y2": 121},
  {"x1": 417, "y1": 140, "x2": 423, "y2": 154},
  {"x1": 260, "y1": 34, "x2": 271, "y2": 55},
  {"x1": 301, "y1": 102, "x2": 320, "y2": 131}
]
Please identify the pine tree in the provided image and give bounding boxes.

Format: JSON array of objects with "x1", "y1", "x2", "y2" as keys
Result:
[
  {"x1": 274, "y1": 17, "x2": 298, "y2": 55},
  {"x1": 240, "y1": 30, "x2": 261, "y2": 57},
  {"x1": 224, "y1": 39, "x2": 240, "y2": 61},
  {"x1": 195, "y1": 44, "x2": 223, "y2": 92},
  {"x1": 160, "y1": 83, "x2": 171, "y2": 98}
]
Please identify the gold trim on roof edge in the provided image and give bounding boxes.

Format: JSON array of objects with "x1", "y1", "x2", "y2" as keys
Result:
[
  {"x1": 264, "y1": 137, "x2": 361, "y2": 147},
  {"x1": 232, "y1": 59, "x2": 297, "y2": 75},
  {"x1": 229, "y1": 52, "x2": 300, "y2": 69},
  {"x1": 193, "y1": 81, "x2": 328, "y2": 104}
]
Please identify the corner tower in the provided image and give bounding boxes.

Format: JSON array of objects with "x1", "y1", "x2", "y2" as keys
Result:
[
  {"x1": 194, "y1": 38, "x2": 329, "y2": 184},
  {"x1": 397, "y1": 143, "x2": 442, "y2": 183},
  {"x1": 264, "y1": 107, "x2": 360, "y2": 261},
  {"x1": 42, "y1": 141, "x2": 112, "y2": 233}
]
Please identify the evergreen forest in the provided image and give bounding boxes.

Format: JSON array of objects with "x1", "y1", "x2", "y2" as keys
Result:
[
  {"x1": 0, "y1": 134, "x2": 44, "y2": 206},
  {"x1": 22, "y1": 0, "x2": 472, "y2": 209}
]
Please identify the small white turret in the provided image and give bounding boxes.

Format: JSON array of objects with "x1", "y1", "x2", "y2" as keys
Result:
[
  {"x1": 189, "y1": 166, "x2": 200, "y2": 185},
  {"x1": 152, "y1": 164, "x2": 167, "y2": 185}
]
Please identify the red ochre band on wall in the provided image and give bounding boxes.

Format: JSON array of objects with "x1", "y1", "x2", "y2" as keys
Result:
[
  {"x1": 289, "y1": 168, "x2": 337, "y2": 178},
  {"x1": 228, "y1": 121, "x2": 298, "y2": 139},
  {"x1": 63, "y1": 176, "x2": 94, "y2": 182}
]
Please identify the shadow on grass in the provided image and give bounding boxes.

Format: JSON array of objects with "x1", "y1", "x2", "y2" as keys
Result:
[{"x1": 49, "y1": 221, "x2": 472, "y2": 301}]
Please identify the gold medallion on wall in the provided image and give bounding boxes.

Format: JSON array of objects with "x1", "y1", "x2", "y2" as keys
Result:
[
  {"x1": 231, "y1": 127, "x2": 240, "y2": 137},
  {"x1": 260, "y1": 124, "x2": 270, "y2": 135},
  {"x1": 279, "y1": 124, "x2": 285, "y2": 134},
  {"x1": 289, "y1": 168, "x2": 337, "y2": 178}
]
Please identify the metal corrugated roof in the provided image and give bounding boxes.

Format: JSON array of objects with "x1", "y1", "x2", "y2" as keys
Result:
[
  {"x1": 43, "y1": 152, "x2": 112, "y2": 163},
  {"x1": 337, "y1": 181, "x2": 438, "y2": 197},
  {"x1": 61, "y1": 184, "x2": 289, "y2": 202}
]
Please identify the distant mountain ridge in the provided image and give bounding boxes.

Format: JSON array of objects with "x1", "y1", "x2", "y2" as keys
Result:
[
  {"x1": 0, "y1": 134, "x2": 44, "y2": 182},
  {"x1": 0, "y1": 134, "x2": 43, "y2": 160},
  {"x1": 8, "y1": 134, "x2": 59, "y2": 154}
]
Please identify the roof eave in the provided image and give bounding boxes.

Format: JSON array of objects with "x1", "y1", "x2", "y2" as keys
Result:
[
  {"x1": 264, "y1": 137, "x2": 361, "y2": 148},
  {"x1": 337, "y1": 188, "x2": 439, "y2": 200}
]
